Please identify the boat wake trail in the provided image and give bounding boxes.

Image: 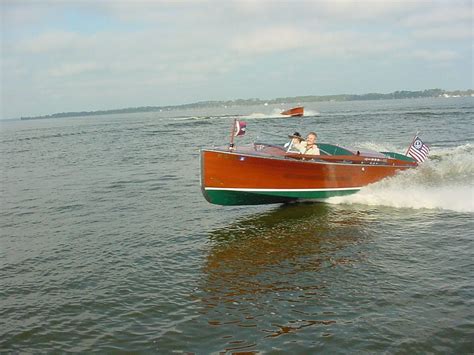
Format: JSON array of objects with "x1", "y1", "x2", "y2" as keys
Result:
[
  {"x1": 327, "y1": 144, "x2": 474, "y2": 213},
  {"x1": 245, "y1": 109, "x2": 320, "y2": 119},
  {"x1": 169, "y1": 109, "x2": 321, "y2": 122},
  {"x1": 245, "y1": 109, "x2": 288, "y2": 119}
]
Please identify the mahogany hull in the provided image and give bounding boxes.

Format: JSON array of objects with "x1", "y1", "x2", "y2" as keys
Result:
[
  {"x1": 201, "y1": 148, "x2": 416, "y2": 205},
  {"x1": 281, "y1": 106, "x2": 304, "y2": 117}
]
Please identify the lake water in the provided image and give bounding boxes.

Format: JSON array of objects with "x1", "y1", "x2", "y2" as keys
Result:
[{"x1": 1, "y1": 97, "x2": 473, "y2": 353}]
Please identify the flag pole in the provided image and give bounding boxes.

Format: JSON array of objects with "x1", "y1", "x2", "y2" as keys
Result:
[
  {"x1": 405, "y1": 131, "x2": 420, "y2": 156},
  {"x1": 229, "y1": 118, "x2": 236, "y2": 150}
]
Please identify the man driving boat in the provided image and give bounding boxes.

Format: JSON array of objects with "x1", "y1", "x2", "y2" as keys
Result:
[{"x1": 299, "y1": 132, "x2": 320, "y2": 155}]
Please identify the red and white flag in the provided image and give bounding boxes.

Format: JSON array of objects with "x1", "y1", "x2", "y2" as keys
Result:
[
  {"x1": 407, "y1": 135, "x2": 430, "y2": 163},
  {"x1": 234, "y1": 120, "x2": 247, "y2": 136}
]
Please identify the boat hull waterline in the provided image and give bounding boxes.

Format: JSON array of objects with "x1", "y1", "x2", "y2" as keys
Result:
[{"x1": 201, "y1": 146, "x2": 417, "y2": 205}]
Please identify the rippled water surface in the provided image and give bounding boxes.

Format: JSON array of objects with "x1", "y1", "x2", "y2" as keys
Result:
[{"x1": 1, "y1": 98, "x2": 473, "y2": 353}]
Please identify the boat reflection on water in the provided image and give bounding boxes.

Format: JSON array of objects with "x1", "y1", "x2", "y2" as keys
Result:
[
  {"x1": 204, "y1": 203, "x2": 369, "y2": 290},
  {"x1": 196, "y1": 203, "x2": 373, "y2": 348}
]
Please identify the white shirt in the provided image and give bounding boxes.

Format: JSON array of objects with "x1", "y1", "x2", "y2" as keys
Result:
[{"x1": 299, "y1": 142, "x2": 320, "y2": 155}]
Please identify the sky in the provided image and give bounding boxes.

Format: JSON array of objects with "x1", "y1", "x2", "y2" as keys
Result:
[{"x1": 1, "y1": 0, "x2": 472, "y2": 119}]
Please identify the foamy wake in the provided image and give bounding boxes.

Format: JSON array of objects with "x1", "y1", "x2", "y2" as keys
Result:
[
  {"x1": 245, "y1": 109, "x2": 320, "y2": 119},
  {"x1": 327, "y1": 144, "x2": 474, "y2": 213},
  {"x1": 170, "y1": 109, "x2": 321, "y2": 121}
]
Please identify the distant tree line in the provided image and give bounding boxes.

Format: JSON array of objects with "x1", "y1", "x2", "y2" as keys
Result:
[{"x1": 20, "y1": 89, "x2": 473, "y2": 120}]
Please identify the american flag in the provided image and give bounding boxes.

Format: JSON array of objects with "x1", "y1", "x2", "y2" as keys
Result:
[
  {"x1": 407, "y1": 136, "x2": 430, "y2": 163},
  {"x1": 234, "y1": 120, "x2": 247, "y2": 136}
]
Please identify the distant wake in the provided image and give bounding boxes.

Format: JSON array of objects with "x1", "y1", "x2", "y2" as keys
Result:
[
  {"x1": 245, "y1": 109, "x2": 320, "y2": 119},
  {"x1": 169, "y1": 109, "x2": 320, "y2": 122},
  {"x1": 327, "y1": 144, "x2": 474, "y2": 213}
]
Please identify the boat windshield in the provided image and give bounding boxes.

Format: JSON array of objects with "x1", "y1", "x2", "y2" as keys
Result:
[{"x1": 342, "y1": 146, "x2": 388, "y2": 158}]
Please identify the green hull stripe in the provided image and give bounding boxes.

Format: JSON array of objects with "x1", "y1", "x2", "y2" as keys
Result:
[{"x1": 203, "y1": 188, "x2": 360, "y2": 206}]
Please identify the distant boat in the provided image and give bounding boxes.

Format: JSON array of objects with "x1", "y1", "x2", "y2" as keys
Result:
[{"x1": 281, "y1": 106, "x2": 304, "y2": 117}]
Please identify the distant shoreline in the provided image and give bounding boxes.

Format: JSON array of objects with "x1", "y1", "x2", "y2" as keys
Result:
[{"x1": 19, "y1": 88, "x2": 473, "y2": 120}]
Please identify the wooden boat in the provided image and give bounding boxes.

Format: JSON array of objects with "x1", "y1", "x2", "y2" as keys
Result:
[
  {"x1": 281, "y1": 106, "x2": 304, "y2": 117},
  {"x1": 200, "y1": 142, "x2": 418, "y2": 205}
]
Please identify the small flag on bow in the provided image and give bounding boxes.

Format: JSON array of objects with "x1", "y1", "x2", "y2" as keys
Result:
[
  {"x1": 234, "y1": 120, "x2": 247, "y2": 136},
  {"x1": 406, "y1": 135, "x2": 430, "y2": 163}
]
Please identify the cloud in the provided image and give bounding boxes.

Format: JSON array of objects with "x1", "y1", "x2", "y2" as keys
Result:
[
  {"x1": 412, "y1": 24, "x2": 473, "y2": 41},
  {"x1": 231, "y1": 27, "x2": 311, "y2": 54},
  {"x1": 314, "y1": 0, "x2": 425, "y2": 22},
  {"x1": 48, "y1": 62, "x2": 103, "y2": 77},
  {"x1": 409, "y1": 49, "x2": 461, "y2": 62},
  {"x1": 401, "y1": 4, "x2": 473, "y2": 28},
  {"x1": 1, "y1": 1, "x2": 51, "y2": 27},
  {"x1": 229, "y1": 0, "x2": 425, "y2": 23},
  {"x1": 231, "y1": 27, "x2": 410, "y2": 59},
  {"x1": 16, "y1": 31, "x2": 85, "y2": 53}
]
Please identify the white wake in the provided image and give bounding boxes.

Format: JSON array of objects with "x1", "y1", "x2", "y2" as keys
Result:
[
  {"x1": 245, "y1": 108, "x2": 320, "y2": 119},
  {"x1": 327, "y1": 144, "x2": 474, "y2": 213}
]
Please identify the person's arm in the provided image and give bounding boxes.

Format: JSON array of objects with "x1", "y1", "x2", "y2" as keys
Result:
[
  {"x1": 298, "y1": 142, "x2": 307, "y2": 154},
  {"x1": 293, "y1": 140, "x2": 302, "y2": 150}
]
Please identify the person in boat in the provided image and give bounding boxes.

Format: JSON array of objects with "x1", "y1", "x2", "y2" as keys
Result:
[
  {"x1": 299, "y1": 132, "x2": 320, "y2": 155},
  {"x1": 284, "y1": 132, "x2": 304, "y2": 152}
]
